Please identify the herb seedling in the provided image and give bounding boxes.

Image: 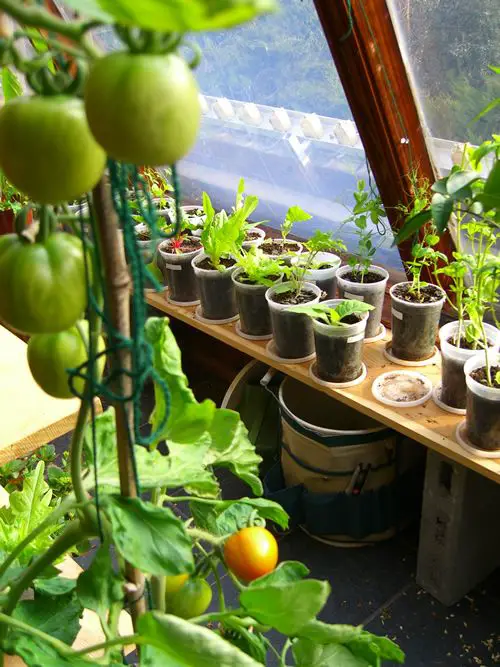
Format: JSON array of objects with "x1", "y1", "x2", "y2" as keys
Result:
[
  {"x1": 290, "y1": 299, "x2": 373, "y2": 325},
  {"x1": 233, "y1": 177, "x2": 268, "y2": 234},
  {"x1": 406, "y1": 230, "x2": 447, "y2": 301},
  {"x1": 281, "y1": 205, "x2": 312, "y2": 242},
  {"x1": 344, "y1": 180, "x2": 386, "y2": 282},
  {"x1": 235, "y1": 247, "x2": 285, "y2": 287}
]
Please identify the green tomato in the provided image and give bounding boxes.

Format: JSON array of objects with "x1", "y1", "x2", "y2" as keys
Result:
[
  {"x1": 28, "y1": 321, "x2": 105, "y2": 399},
  {"x1": 166, "y1": 577, "x2": 212, "y2": 619},
  {"x1": 84, "y1": 52, "x2": 201, "y2": 166},
  {"x1": 0, "y1": 233, "x2": 87, "y2": 334},
  {"x1": 0, "y1": 95, "x2": 106, "y2": 204}
]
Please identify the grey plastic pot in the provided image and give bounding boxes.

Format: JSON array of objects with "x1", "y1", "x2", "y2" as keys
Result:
[
  {"x1": 192, "y1": 253, "x2": 238, "y2": 321},
  {"x1": 304, "y1": 252, "x2": 342, "y2": 299},
  {"x1": 336, "y1": 265, "x2": 389, "y2": 339},
  {"x1": 232, "y1": 268, "x2": 278, "y2": 337},
  {"x1": 242, "y1": 227, "x2": 266, "y2": 249},
  {"x1": 265, "y1": 281, "x2": 321, "y2": 359},
  {"x1": 390, "y1": 282, "x2": 446, "y2": 362},
  {"x1": 464, "y1": 352, "x2": 500, "y2": 451},
  {"x1": 158, "y1": 237, "x2": 202, "y2": 304},
  {"x1": 313, "y1": 299, "x2": 368, "y2": 383}
]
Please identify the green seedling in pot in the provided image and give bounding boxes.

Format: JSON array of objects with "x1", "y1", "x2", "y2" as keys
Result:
[
  {"x1": 281, "y1": 204, "x2": 312, "y2": 242},
  {"x1": 406, "y1": 229, "x2": 447, "y2": 302},
  {"x1": 290, "y1": 299, "x2": 374, "y2": 325},
  {"x1": 201, "y1": 190, "x2": 258, "y2": 270},
  {"x1": 344, "y1": 179, "x2": 387, "y2": 282},
  {"x1": 235, "y1": 246, "x2": 285, "y2": 287},
  {"x1": 233, "y1": 176, "x2": 268, "y2": 233}
]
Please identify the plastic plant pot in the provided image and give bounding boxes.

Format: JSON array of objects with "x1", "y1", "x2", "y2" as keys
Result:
[
  {"x1": 261, "y1": 238, "x2": 304, "y2": 266},
  {"x1": 313, "y1": 299, "x2": 368, "y2": 383},
  {"x1": 232, "y1": 267, "x2": 279, "y2": 337},
  {"x1": 158, "y1": 236, "x2": 202, "y2": 304},
  {"x1": 336, "y1": 265, "x2": 389, "y2": 339},
  {"x1": 304, "y1": 252, "x2": 341, "y2": 299},
  {"x1": 438, "y1": 321, "x2": 500, "y2": 411},
  {"x1": 134, "y1": 223, "x2": 160, "y2": 264},
  {"x1": 390, "y1": 282, "x2": 446, "y2": 362},
  {"x1": 265, "y1": 281, "x2": 321, "y2": 359},
  {"x1": 464, "y1": 352, "x2": 500, "y2": 452},
  {"x1": 242, "y1": 227, "x2": 266, "y2": 249},
  {"x1": 192, "y1": 253, "x2": 238, "y2": 321}
]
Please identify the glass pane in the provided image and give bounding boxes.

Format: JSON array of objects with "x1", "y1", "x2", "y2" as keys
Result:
[
  {"x1": 389, "y1": 0, "x2": 499, "y2": 150},
  {"x1": 88, "y1": 3, "x2": 405, "y2": 272}
]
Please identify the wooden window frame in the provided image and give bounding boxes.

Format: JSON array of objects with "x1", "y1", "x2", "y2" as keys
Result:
[{"x1": 312, "y1": 0, "x2": 455, "y2": 284}]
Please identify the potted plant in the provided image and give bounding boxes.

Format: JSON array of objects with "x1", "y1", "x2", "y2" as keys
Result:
[
  {"x1": 192, "y1": 191, "x2": 256, "y2": 321},
  {"x1": 464, "y1": 349, "x2": 500, "y2": 451},
  {"x1": 157, "y1": 226, "x2": 203, "y2": 305},
  {"x1": 231, "y1": 177, "x2": 267, "y2": 248},
  {"x1": 232, "y1": 247, "x2": 284, "y2": 338},
  {"x1": 261, "y1": 205, "x2": 310, "y2": 263},
  {"x1": 265, "y1": 254, "x2": 321, "y2": 360},
  {"x1": 300, "y1": 230, "x2": 346, "y2": 298},
  {"x1": 336, "y1": 180, "x2": 389, "y2": 340},
  {"x1": 291, "y1": 299, "x2": 374, "y2": 383}
]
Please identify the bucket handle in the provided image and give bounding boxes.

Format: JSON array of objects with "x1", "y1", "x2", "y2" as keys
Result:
[{"x1": 260, "y1": 368, "x2": 285, "y2": 402}]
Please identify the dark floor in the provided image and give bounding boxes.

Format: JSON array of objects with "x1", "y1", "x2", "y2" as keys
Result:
[{"x1": 54, "y1": 375, "x2": 500, "y2": 667}]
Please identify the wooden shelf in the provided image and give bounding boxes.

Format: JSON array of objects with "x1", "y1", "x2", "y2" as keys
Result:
[{"x1": 146, "y1": 291, "x2": 500, "y2": 485}]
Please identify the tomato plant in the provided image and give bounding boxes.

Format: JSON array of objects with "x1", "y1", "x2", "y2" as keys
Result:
[
  {"x1": 0, "y1": 96, "x2": 106, "y2": 205},
  {"x1": 27, "y1": 322, "x2": 105, "y2": 399},
  {"x1": 0, "y1": 232, "x2": 87, "y2": 334},
  {"x1": 223, "y1": 526, "x2": 278, "y2": 582},
  {"x1": 166, "y1": 577, "x2": 212, "y2": 619},
  {"x1": 84, "y1": 52, "x2": 201, "y2": 167}
]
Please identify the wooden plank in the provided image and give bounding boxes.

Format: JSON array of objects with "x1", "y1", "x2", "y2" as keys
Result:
[
  {"x1": 146, "y1": 291, "x2": 500, "y2": 484},
  {"x1": 0, "y1": 326, "x2": 101, "y2": 465}
]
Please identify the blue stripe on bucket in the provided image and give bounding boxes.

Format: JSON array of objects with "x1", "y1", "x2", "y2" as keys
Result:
[{"x1": 281, "y1": 409, "x2": 394, "y2": 446}]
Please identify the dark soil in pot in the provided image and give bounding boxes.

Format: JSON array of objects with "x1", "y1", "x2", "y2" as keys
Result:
[
  {"x1": 268, "y1": 286, "x2": 319, "y2": 358},
  {"x1": 262, "y1": 239, "x2": 301, "y2": 256},
  {"x1": 233, "y1": 272, "x2": 279, "y2": 337},
  {"x1": 390, "y1": 283, "x2": 445, "y2": 361},
  {"x1": 245, "y1": 230, "x2": 261, "y2": 241},
  {"x1": 193, "y1": 256, "x2": 238, "y2": 320},
  {"x1": 314, "y1": 314, "x2": 364, "y2": 382},
  {"x1": 159, "y1": 236, "x2": 202, "y2": 303},
  {"x1": 466, "y1": 366, "x2": 500, "y2": 450},
  {"x1": 341, "y1": 270, "x2": 384, "y2": 284}
]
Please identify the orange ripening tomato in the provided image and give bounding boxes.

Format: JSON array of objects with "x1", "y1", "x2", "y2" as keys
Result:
[{"x1": 223, "y1": 526, "x2": 278, "y2": 583}]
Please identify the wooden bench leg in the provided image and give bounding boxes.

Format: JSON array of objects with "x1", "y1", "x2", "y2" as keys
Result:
[{"x1": 416, "y1": 450, "x2": 500, "y2": 606}]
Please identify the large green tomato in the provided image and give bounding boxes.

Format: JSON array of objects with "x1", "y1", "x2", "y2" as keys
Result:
[
  {"x1": 0, "y1": 95, "x2": 106, "y2": 205},
  {"x1": 28, "y1": 321, "x2": 105, "y2": 399},
  {"x1": 166, "y1": 577, "x2": 212, "y2": 619},
  {"x1": 0, "y1": 233, "x2": 87, "y2": 334},
  {"x1": 84, "y1": 52, "x2": 201, "y2": 166}
]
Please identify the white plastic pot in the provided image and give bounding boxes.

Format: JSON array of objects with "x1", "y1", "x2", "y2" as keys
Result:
[
  {"x1": 242, "y1": 227, "x2": 266, "y2": 249},
  {"x1": 336, "y1": 265, "x2": 389, "y2": 339},
  {"x1": 438, "y1": 321, "x2": 500, "y2": 411},
  {"x1": 305, "y1": 252, "x2": 342, "y2": 299},
  {"x1": 158, "y1": 237, "x2": 202, "y2": 304},
  {"x1": 463, "y1": 352, "x2": 500, "y2": 451}
]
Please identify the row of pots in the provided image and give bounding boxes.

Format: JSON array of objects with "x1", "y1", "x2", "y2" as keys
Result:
[{"x1": 154, "y1": 242, "x2": 500, "y2": 454}]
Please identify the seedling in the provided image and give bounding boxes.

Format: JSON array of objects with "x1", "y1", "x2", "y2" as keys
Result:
[
  {"x1": 290, "y1": 299, "x2": 374, "y2": 325},
  {"x1": 344, "y1": 180, "x2": 386, "y2": 282},
  {"x1": 235, "y1": 247, "x2": 285, "y2": 287},
  {"x1": 406, "y1": 230, "x2": 447, "y2": 302},
  {"x1": 281, "y1": 205, "x2": 312, "y2": 241}
]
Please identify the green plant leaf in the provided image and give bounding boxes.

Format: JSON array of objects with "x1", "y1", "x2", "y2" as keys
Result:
[
  {"x1": 204, "y1": 408, "x2": 262, "y2": 494},
  {"x1": 190, "y1": 497, "x2": 288, "y2": 535},
  {"x1": 1, "y1": 67, "x2": 23, "y2": 102},
  {"x1": 34, "y1": 577, "x2": 77, "y2": 597},
  {"x1": 347, "y1": 632, "x2": 405, "y2": 664},
  {"x1": 2, "y1": 635, "x2": 95, "y2": 667},
  {"x1": 0, "y1": 462, "x2": 61, "y2": 568},
  {"x1": 470, "y1": 97, "x2": 500, "y2": 124},
  {"x1": 293, "y1": 638, "x2": 370, "y2": 667},
  {"x1": 333, "y1": 300, "x2": 373, "y2": 322},
  {"x1": 221, "y1": 618, "x2": 268, "y2": 664},
  {"x1": 145, "y1": 317, "x2": 216, "y2": 444},
  {"x1": 430, "y1": 193, "x2": 454, "y2": 234},
  {"x1": 248, "y1": 561, "x2": 309, "y2": 587},
  {"x1": 480, "y1": 161, "x2": 500, "y2": 210},
  {"x1": 105, "y1": 496, "x2": 194, "y2": 577},
  {"x1": 64, "y1": 0, "x2": 277, "y2": 31},
  {"x1": 298, "y1": 620, "x2": 363, "y2": 644},
  {"x1": 393, "y1": 209, "x2": 432, "y2": 245},
  {"x1": 446, "y1": 170, "x2": 481, "y2": 197},
  {"x1": 240, "y1": 580, "x2": 330, "y2": 635},
  {"x1": 137, "y1": 611, "x2": 263, "y2": 666},
  {"x1": 76, "y1": 543, "x2": 124, "y2": 620},
  {"x1": 13, "y1": 591, "x2": 83, "y2": 645}
]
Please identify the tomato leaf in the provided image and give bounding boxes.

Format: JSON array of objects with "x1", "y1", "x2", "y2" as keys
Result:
[
  {"x1": 222, "y1": 618, "x2": 268, "y2": 664},
  {"x1": 446, "y1": 170, "x2": 481, "y2": 197},
  {"x1": 105, "y1": 495, "x2": 194, "y2": 577},
  {"x1": 34, "y1": 577, "x2": 77, "y2": 598},
  {"x1": 293, "y1": 638, "x2": 370, "y2": 667},
  {"x1": 137, "y1": 611, "x2": 263, "y2": 666},
  {"x1": 2, "y1": 635, "x2": 95, "y2": 667},
  {"x1": 203, "y1": 408, "x2": 262, "y2": 495},
  {"x1": 248, "y1": 561, "x2": 309, "y2": 587},
  {"x1": 76, "y1": 543, "x2": 124, "y2": 620},
  {"x1": 240, "y1": 580, "x2": 330, "y2": 636},
  {"x1": 392, "y1": 209, "x2": 432, "y2": 245},
  {"x1": 190, "y1": 497, "x2": 288, "y2": 534},
  {"x1": 13, "y1": 591, "x2": 83, "y2": 645},
  {"x1": 146, "y1": 317, "x2": 216, "y2": 444},
  {"x1": 1, "y1": 66, "x2": 22, "y2": 102},
  {"x1": 480, "y1": 161, "x2": 500, "y2": 210},
  {"x1": 430, "y1": 193, "x2": 454, "y2": 234}
]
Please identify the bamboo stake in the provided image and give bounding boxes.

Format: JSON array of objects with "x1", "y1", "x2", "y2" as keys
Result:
[{"x1": 91, "y1": 177, "x2": 146, "y2": 622}]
